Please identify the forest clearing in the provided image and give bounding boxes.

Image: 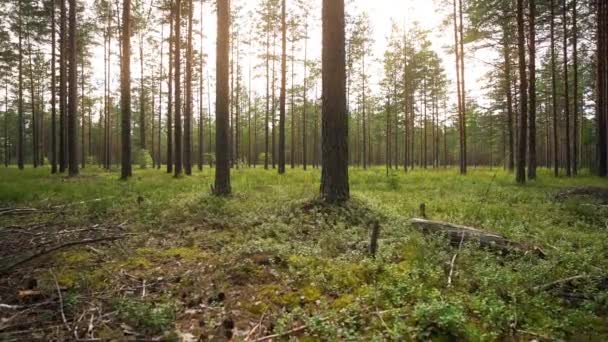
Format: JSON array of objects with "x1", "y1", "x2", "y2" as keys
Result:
[
  {"x1": 1, "y1": 0, "x2": 608, "y2": 339},
  {"x1": 1, "y1": 167, "x2": 608, "y2": 340}
]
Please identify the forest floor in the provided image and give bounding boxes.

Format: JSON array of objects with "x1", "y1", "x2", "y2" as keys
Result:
[{"x1": 1, "y1": 166, "x2": 608, "y2": 341}]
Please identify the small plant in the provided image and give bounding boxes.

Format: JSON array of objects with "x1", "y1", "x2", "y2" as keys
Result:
[
  {"x1": 115, "y1": 299, "x2": 177, "y2": 335},
  {"x1": 413, "y1": 298, "x2": 466, "y2": 340},
  {"x1": 136, "y1": 149, "x2": 153, "y2": 169}
]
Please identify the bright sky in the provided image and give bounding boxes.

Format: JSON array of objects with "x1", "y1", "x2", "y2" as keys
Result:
[{"x1": 88, "y1": 0, "x2": 492, "y2": 117}]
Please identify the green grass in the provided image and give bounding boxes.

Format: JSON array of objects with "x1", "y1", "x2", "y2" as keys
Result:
[{"x1": 1, "y1": 165, "x2": 607, "y2": 340}]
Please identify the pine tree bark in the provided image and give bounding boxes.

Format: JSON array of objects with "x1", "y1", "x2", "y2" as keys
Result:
[
  {"x1": 214, "y1": 0, "x2": 231, "y2": 195},
  {"x1": 167, "y1": 5, "x2": 174, "y2": 173},
  {"x1": 120, "y1": 0, "x2": 132, "y2": 179},
  {"x1": 302, "y1": 21, "x2": 308, "y2": 170},
  {"x1": 17, "y1": 0, "x2": 24, "y2": 170},
  {"x1": 452, "y1": 0, "x2": 463, "y2": 174},
  {"x1": 528, "y1": 0, "x2": 537, "y2": 180},
  {"x1": 598, "y1": 0, "x2": 607, "y2": 177},
  {"x1": 458, "y1": 0, "x2": 467, "y2": 175},
  {"x1": 551, "y1": 0, "x2": 560, "y2": 176},
  {"x1": 572, "y1": 0, "x2": 579, "y2": 176},
  {"x1": 185, "y1": 0, "x2": 194, "y2": 175},
  {"x1": 198, "y1": 0, "x2": 204, "y2": 171},
  {"x1": 68, "y1": 0, "x2": 78, "y2": 177},
  {"x1": 563, "y1": 0, "x2": 571, "y2": 177},
  {"x1": 51, "y1": 3, "x2": 57, "y2": 174},
  {"x1": 278, "y1": 0, "x2": 286, "y2": 174},
  {"x1": 174, "y1": 0, "x2": 183, "y2": 177},
  {"x1": 516, "y1": 0, "x2": 528, "y2": 184},
  {"x1": 321, "y1": 0, "x2": 349, "y2": 203}
]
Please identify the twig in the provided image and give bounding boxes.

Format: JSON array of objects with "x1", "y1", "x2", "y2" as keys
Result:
[
  {"x1": 447, "y1": 232, "x2": 466, "y2": 287},
  {"x1": 50, "y1": 270, "x2": 72, "y2": 334},
  {"x1": 244, "y1": 311, "x2": 266, "y2": 341},
  {"x1": 0, "y1": 208, "x2": 39, "y2": 216},
  {"x1": 254, "y1": 325, "x2": 308, "y2": 342},
  {"x1": 0, "y1": 236, "x2": 125, "y2": 275},
  {"x1": 0, "y1": 304, "x2": 24, "y2": 310}
]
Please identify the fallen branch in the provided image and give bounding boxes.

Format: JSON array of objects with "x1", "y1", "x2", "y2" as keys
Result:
[
  {"x1": 254, "y1": 325, "x2": 308, "y2": 342},
  {"x1": 411, "y1": 218, "x2": 545, "y2": 258},
  {"x1": 50, "y1": 270, "x2": 72, "y2": 334},
  {"x1": 0, "y1": 208, "x2": 40, "y2": 217},
  {"x1": 0, "y1": 236, "x2": 125, "y2": 275},
  {"x1": 554, "y1": 187, "x2": 608, "y2": 204}
]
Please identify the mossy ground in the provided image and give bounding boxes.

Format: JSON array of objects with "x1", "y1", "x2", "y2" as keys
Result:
[{"x1": 0, "y1": 166, "x2": 607, "y2": 340}]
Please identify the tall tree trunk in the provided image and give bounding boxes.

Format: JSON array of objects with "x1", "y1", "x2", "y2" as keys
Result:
[
  {"x1": 303, "y1": 21, "x2": 308, "y2": 170},
  {"x1": 167, "y1": 5, "x2": 174, "y2": 173},
  {"x1": 528, "y1": 0, "x2": 537, "y2": 179},
  {"x1": 81, "y1": 57, "x2": 85, "y2": 169},
  {"x1": 563, "y1": 0, "x2": 572, "y2": 177},
  {"x1": 68, "y1": 0, "x2": 78, "y2": 177},
  {"x1": 598, "y1": 0, "x2": 607, "y2": 176},
  {"x1": 516, "y1": 0, "x2": 528, "y2": 184},
  {"x1": 120, "y1": 0, "x2": 132, "y2": 179},
  {"x1": 4, "y1": 84, "x2": 9, "y2": 167},
  {"x1": 458, "y1": 0, "x2": 467, "y2": 175},
  {"x1": 290, "y1": 29, "x2": 295, "y2": 169},
  {"x1": 17, "y1": 0, "x2": 24, "y2": 170},
  {"x1": 572, "y1": 0, "x2": 579, "y2": 176},
  {"x1": 452, "y1": 0, "x2": 463, "y2": 175},
  {"x1": 185, "y1": 0, "x2": 194, "y2": 175},
  {"x1": 157, "y1": 23, "x2": 164, "y2": 169},
  {"x1": 278, "y1": 0, "x2": 286, "y2": 174},
  {"x1": 362, "y1": 44, "x2": 367, "y2": 170},
  {"x1": 321, "y1": 0, "x2": 349, "y2": 203},
  {"x1": 51, "y1": 3, "x2": 57, "y2": 173},
  {"x1": 264, "y1": 8, "x2": 270, "y2": 170},
  {"x1": 198, "y1": 0, "x2": 204, "y2": 171},
  {"x1": 140, "y1": 37, "x2": 146, "y2": 152},
  {"x1": 551, "y1": 0, "x2": 560, "y2": 176},
  {"x1": 214, "y1": 0, "x2": 231, "y2": 195},
  {"x1": 271, "y1": 30, "x2": 277, "y2": 169},
  {"x1": 27, "y1": 34, "x2": 37, "y2": 168},
  {"x1": 174, "y1": 0, "x2": 183, "y2": 177}
]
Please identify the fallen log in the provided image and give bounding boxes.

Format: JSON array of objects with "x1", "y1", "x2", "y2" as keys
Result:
[
  {"x1": 554, "y1": 187, "x2": 608, "y2": 204},
  {"x1": 410, "y1": 218, "x2": 545, "y2": 258},
  {"x1": 0, "y1": 236, "x2": 125, "y2": 276}
]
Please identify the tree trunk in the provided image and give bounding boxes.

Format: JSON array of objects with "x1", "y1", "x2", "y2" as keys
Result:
[
  {"x1": 278, "y1": 0, "x2": 286, "y2": 174},
  {"x1": 458, "y1": 0, "x2": 467, "y2": 175},
  {"x1": 185, "y1": 0, "x2": 194, "y2": 175},
  {"x1": 214, "y1": 0, "x2": 231, "y2": 195},
  {"x1": 321, "y1": 0, "x2": 349, "y2": 203},
  {"x1": 158, "y1": 23, "x2": 164, "y2": 169},
  {"x1": 167, "y1": 6, "x2": 174, "y2": 173},
  {"x1": 302, "y1": 21, "x2": 308, "y2": 170},
  {"x1": 198, "y1": 0, "x2": 204, "y2": 171},
  {"x1": 516, "y1": 0, "x2": 528, "y2": 184},
  {"x1": 17, "y1": 0, "x2": 24, "y2": 170},
  {"x1": 452, "y1": 0, "x2": 463, "y2": 174},
  {"x1": 599, "y1": 0, "x2": 607, "y2": 177},
  {"x1": 68, "y1": 0, "x2": 78, "y2": 177},
  {"x1": 572, "y1": 0, "x2": 579, "y2": 176},
  {"x1": 528, "y1": 0, "x2": 537, "y2": 180},
  {"x1": 51, "y1": 3, "x2": 57, "y2": 174},
  {"x1": 174, "y1": 0, "x2": 183, "y2": 177},
  {"x1": 120, "y1": 0, "x2": 132, "y2": 179},
  {"x1": 551, "y1": 0, "x2": 560, "y2": 176},
  {"x1": 140, "y1": 38, "x2": 146, "y2": 152},
  {"x1": 563, "y1": 0, "x2": 571, "y2": 177}
]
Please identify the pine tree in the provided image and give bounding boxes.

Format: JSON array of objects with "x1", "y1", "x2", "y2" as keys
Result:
[
  {"x1": 120, "y1": 0, "x2": 132, "y2": 179},
  {"x1": 214, "y1": 0, "x2": 231, "y2": 195},
  {"x1": 320, "y1": 0, "x2": 349, "y2": 203}
]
